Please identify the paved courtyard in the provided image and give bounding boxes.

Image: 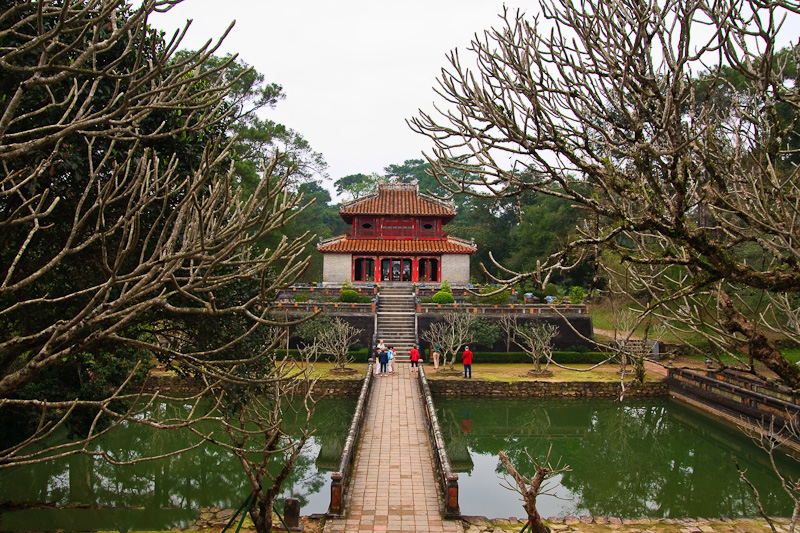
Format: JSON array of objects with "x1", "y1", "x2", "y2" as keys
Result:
[{"x1": 323, "y1": 363, "x2": 463, "y2": 533}]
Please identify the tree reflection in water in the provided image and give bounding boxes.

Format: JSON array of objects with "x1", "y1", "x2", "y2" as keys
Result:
[
  {"x1": 435, "y1": 398, "x2": 800, "y2": 519},
  {"x1": 0, "y1": 398, "x2": 355, "y2": 531}
]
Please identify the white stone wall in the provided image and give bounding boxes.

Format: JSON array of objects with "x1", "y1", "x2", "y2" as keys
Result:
[
  {"x1": 322, "y1": 253, "x2": 352, "y2": 286},
  {"x1": 441, "y1": 254, "x2": 470, "y2": 285}
]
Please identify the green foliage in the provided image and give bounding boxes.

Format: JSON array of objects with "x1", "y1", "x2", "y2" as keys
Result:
[
  {"x1": 544, "y1": 283, "x2": 560, "y2": 297},
  {"x1": 339, "y1": 289, "x2": 370, "y2": 303},
  {"x1": 440, "y1": 280, "x2": 452, "y2": 293},
  {"x1": 569, "y1": 286, "x2": 586, "y2": 304},
  {"x1": 469, "y1": 287, "x2": 511, "y2": 305},
  {"x1": 469, "y1": 317, "x2": 500, "y2": 348},
  {"x1": 334, "y1": 173, "x2": 378, "y2": 200},
  {"x1": 293, "y1": 292, "x2": 311, "y2": 303},
  {"x1": 295, "y1": 316, "x2": 334, "y2": 343},
  {"x1": 432, "y1": 291, "x2": 455, "y2": 304}
]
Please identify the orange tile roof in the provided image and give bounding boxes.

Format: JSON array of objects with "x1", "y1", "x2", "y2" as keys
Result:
[
  {"x1": 316, "y1": 236, "x2": 476, "y2": 254},
  {"x1": 340, "y1": 183, "x2": 457, "y2": 219}
]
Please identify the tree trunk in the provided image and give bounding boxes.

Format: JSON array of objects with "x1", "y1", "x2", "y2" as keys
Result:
[
  {"x1": 525, "y1": 510, "x2": 551, "y2": 533},
  {"x1": 250, "y1": 495, "x2": 273, "y2": 533},
  {"x1": 719, "y1": 292, "x2": 800, "y2": 389}
]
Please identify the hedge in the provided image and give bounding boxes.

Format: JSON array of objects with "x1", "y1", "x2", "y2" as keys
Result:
[{"x1": 447, "y1": 351, "x2": 611, "y2": 364}]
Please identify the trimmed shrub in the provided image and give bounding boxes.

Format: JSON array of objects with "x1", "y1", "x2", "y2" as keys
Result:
[
  {"x1": 339, "y1": 289, "x2": 371, "y2": 303},
  {"x1": 440, "y1": 279, "x2": 452, "y2": 293},
  {"x1": 293, "y1": 292, "x2": 311, "y2": 303},
  {"x1": 544, "y1": 283, "x2": 560, "y2": 297},
  {"x1": 432, "y1": 291, "x2": 455, "y2": 304}
]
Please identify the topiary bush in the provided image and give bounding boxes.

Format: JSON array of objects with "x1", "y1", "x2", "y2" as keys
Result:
[
  {"x1": 432, "y1": 291, "x2": 455, "y2": 304},
  {"x1": 544, "y1": 283, "x2": 560, "y2": 297},
  {"x1": 440, "y1": 280, "x2": 452, "y2": 293},
  {"x1": 339, "y1": 289, "x2": 371, "y2": 303}
]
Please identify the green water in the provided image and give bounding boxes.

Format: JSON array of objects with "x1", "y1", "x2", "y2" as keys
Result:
[
  {"x1": 0, "y1": 397, "x2": 356, "y2": 531},
  {"x1": 436, "y1": 397, "x2": 800, "y2": 519}
]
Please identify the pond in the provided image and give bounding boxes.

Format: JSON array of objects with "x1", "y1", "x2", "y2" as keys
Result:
[
  {"x1": 435, "y1": 397, "x2": 800, "y2": 519},
  {"x1": 0, "y1": 397, "x2": 356, "y2": 531}
]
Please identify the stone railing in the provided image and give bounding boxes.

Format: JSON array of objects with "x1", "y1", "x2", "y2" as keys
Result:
[
  {"x1": 418, "y1": 303, "x2": 589, "y2": 315},
  {"x1": 273, "y1": 301, "x2": 376, "y2": 313},
  {"x1": 669, "y1": 367, "x2": 800, "y2": 438},
  {"x1": 418, "y1": 366, "x2": 460, "y2": 518},
  {"x1": 277, "y1": 285, "x2": 379, "y2": 300},
  {"x1": 328, "y1": 364, "x2": 374, "y2": 516}
]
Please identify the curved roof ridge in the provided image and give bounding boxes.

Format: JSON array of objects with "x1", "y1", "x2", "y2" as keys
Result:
[{"x1": 339, "y1": 180, "x2": 457, "y2": 217}]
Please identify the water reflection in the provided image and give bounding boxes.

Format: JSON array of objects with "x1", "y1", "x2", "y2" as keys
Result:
[
  {"x1": 435, "y1": 398, "x2": 800, "y2": 519},
  {"x1": 0, "y1": 398, "x2": 355, "y2": 531}
]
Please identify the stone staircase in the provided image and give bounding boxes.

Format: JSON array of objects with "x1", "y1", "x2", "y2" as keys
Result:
[{"x1": 376, "y1": 285, "x2": 417, "y2": 361}]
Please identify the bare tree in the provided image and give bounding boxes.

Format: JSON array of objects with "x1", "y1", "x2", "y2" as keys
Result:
[
  {"x1": 0, "y1": 0, "x2": 318, "y2": 475},
  {"x1": 410, "y1": 0, "x2": 800, "y2": 387},
  {"x1": 512, "y1": 321, "x2": 559, "y2": 375},
  {"x1": 499, "y1": 448, "x2": 570, "y2": 533},
  {"x1": 736, "y1": 418, "x2": 800, "y2": 533},
  {"x1": 499, "y1": 313, "x2": 518, "y2": 352},
  {"x1": 420, "y1": 312, "x2": 477, "y2": 371},
  {"x1": 204, "y1": 344, "x2": 321, "y2": 533},
  {"x1": 313, "y1": 317, "x2": 363, "y2": 372}
]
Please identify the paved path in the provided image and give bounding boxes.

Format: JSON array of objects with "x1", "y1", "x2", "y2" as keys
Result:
[{"x1": 323, "y1": 363, "x2": 462, "y2": 533}]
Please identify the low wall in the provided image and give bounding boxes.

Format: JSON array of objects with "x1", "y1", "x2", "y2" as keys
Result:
[
  {"x1": 669, "y1": 368, "x2": 800, "y2": 435},
  {"x1": 427, "y1": 378, "x2": 668, "y2": 398}
]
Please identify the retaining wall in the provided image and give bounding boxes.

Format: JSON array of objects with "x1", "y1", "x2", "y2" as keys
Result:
[{"x1": 426, "y1": 378, "x2": 668, "y2": 398}]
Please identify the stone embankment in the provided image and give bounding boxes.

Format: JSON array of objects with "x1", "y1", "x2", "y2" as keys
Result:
[
  {"x1": 428, "y1": 378, "x2": 669, "y2": 398},
  {"x1": 461, "y1": 515, "x2": 792, "y2": 533}
]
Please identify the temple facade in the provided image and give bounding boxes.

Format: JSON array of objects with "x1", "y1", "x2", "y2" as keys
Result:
[{"x1": 317, "y1": 182, "x2": 476, "y2": 285}]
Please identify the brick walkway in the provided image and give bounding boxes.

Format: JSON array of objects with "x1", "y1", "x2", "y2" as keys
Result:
[{"x1": 323, "y1": 363, "x2": 463, "y2": 533}]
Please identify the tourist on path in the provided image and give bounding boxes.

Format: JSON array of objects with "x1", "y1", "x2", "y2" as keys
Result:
[
  {"x1": 378, "y1": 348, "x2": 388, "y2": 376},
  {"x1": 462, "y1": 346, "x2": 473, "y2": 378},
  {"x1": 387, "y1": 345, "x2": 395, "y2": 374},
  {"x1": 432, "y1": 343, "x2": 441, "y2": 370},
  {"x1": 409, "y1": 344, "x2": 420, "y2": 375},
  {"x1": 375, "y1": 340, "x2": 386, "y2": 375}
]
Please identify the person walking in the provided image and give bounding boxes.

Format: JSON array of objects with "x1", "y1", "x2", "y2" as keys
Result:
[
  {"x1": 432, "y1": 343, "x2": 441, "y2": 370},
  {"x1": 387, "y1": 345, "x2": 395, "y2": 374},
  {"x1": 409, "y1": 344, "x2": 420, "y2": 375},
  {"x1": 462, "y1": 346, "x2": 473, "y2": 378}
]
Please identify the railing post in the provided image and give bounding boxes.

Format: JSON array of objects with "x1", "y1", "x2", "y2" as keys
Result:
[
  {"x1": 444, "y1": 473, "x2": 460, "y2": 518},
  {"x1": 329, "y1": 472, "x2": 344, "y2": 515}
]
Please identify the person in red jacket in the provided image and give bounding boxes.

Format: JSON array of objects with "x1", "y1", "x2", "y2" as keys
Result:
[
  {"x1": 409, "y1": 344, "x2": 420, "y2": 375},
  {"x1": 462, "y1": 346, "x2": 473, "y2": 378}
]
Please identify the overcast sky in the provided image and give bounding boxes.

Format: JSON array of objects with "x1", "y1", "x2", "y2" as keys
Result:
[{"x1": 150, "y1": 1, "x2": 522, "y2": 189}]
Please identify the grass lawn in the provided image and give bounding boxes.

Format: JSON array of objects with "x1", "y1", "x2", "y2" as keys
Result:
[
  {"x1": 421, "y1": 363, "x2": 664, "y2": 382},
  {"x1": 308, "y1": 362, "x2": 370, "y2": 379}
]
